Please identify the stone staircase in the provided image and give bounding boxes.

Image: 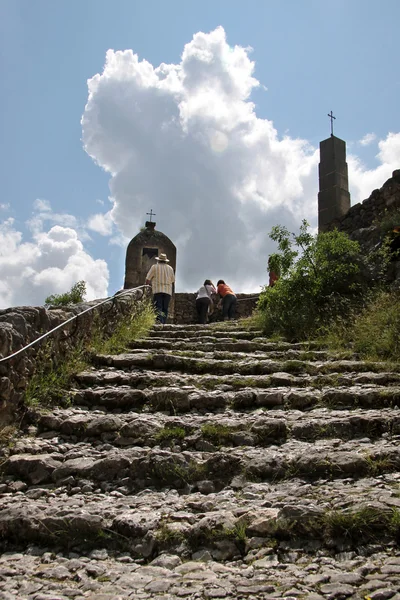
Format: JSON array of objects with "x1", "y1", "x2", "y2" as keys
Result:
[{"x1": 1, "y1": 322, "x2": 400, "y2": 600}]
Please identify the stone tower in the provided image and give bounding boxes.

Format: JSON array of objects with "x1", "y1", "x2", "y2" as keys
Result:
[
  {"x1": 318, "y1": 135, "x2": 351, "y2": 232},
  {"x1": 124, "y1": 220, "x2": 176, "y2": 289}
]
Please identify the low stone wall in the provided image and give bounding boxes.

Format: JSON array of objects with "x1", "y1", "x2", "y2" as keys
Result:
[
  {"x1": 0, "y1": 289, "x2": 148, "y2": 425},
  {"x1": 174, "y1": 293, "x2": 259, "y2": 325}
]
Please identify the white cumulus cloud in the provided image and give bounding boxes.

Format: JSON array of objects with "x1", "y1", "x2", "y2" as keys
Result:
[
  {"x1": 87, "y1": 211, "x2": 114, "y2": 236},
  {"x1": 82, "y1": 27, "x2": 400, "y2": 292},
  {"x1": 0, "y1": 217, "x2": 109, "y2": 309},
  {"x1": 27, "y1": 198, "x2": 81, "y2": 238},
  {"x1": 349, "y1": 132, "x2": 400, "y2": 204},
  {"x1": 359, "y1": 133, "x2": 376, "y2": 146},
  {"x1": 82, "y1": 27, "x2": 319, "y2": 292}
]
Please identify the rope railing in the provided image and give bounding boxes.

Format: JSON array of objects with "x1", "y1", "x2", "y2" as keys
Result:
[
  {"x1": 0, "y1": 288, "x2": 259, "y2": 364},
  {"x1": 236, "y1": 295, "x2": 260, "y2": 302},
  {"x1": 0, "y1": 286, "x2": 151, "y2": 365}
]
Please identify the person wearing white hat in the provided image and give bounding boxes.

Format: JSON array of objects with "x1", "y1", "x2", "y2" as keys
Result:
[{"x1": 145, "y1": 253, "x2": 175, "y2": 323}]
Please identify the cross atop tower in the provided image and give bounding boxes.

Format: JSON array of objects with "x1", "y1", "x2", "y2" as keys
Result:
[
  {"x1": 327, "y1": 111, "x2": 336, "y2": 136},
  {"x1": 146, "y1": 209, "x2": 156, "y2": 222},
  {"x1": 318, "y1": 113, "x2": 350, "y2": 232}
]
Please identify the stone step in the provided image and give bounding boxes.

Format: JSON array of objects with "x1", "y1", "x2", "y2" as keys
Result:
[
  {"x1": 129, "y1": 340, "x2": 344, "y2": 360},
  {"x1": 1, "y1": 545, "x2": 400, "y2": 600},
  {"x1": 29, "y1": 405, "x2": 400, "y2": 448},
  {"x1": 93, "y1": 351, "x2": 399, "y2": 377},
  {"x1": 75, "y1": 371, "x2": 400, "y2": 411},
  {"x1": 75, "y1": 383, "x2": 400, "y2": 413},
  {"x1": 170, "y1": 349, "x2": 348, "y2": 360},
  {"x1": 153, "y1": 322, "x2": 262, "y2": 332},
  {"x1": 1, "y1": 474, "x2": 400, "y2": 559},
  {"x1": 149, "y1": 329, "x2": 266, "y2": 340},
  {"x1": 76, "y1": 368, "x2": 400, "y2": 393},
  {"x1": 135, "y1": 337, "x2": 328, "y2": 351},
  {"x1": 3, "y1": 438, "x2": 400, "y2": 494}
]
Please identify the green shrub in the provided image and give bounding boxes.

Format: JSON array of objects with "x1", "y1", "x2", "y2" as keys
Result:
[
  {"x1": 258, "y1": 220, "x2": 384, "y2": 340},
  {"x1": 379, "y1": 207, "x2": 400, "y2": 236},
  {"x1": 45, "y1": 281, "x2": 87, "y2": 307}
]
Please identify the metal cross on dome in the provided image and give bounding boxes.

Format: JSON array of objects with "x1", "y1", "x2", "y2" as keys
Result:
[
  {"x1": 328, "y1": 111, "x2": 336, "y2": 136},
  {"x1": 146, "y1": 209, "x2": 156, "y2": 222}
]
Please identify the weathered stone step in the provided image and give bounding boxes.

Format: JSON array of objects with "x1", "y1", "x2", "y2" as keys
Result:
[
  {"x1": 30, "y1": 406, "x2": 400, "y2": 448},
  {"x1": 94, "y1": 351, "x2": 399, "y2": 377},
  {"x1": 1, "y1": 474, "x2": 400, "y2": 557},
  {"x1": 76, "y1": 368, "x2": 400, "y2": 394},
  {"x1": 171, "y1": 349, "x2": 348, "y2": 360},
  {"x1": 71, "y1": 383, "x2": 400, "y2": 414},
  {"x1": 149, "y1": 329, "x2": 265, "y2": 340},
  {"x1": 129, "y1": 341, "x2": 345, "y2": 361},
  {"x1": 3, "y1": 438, "x2": 400, "y2": 493},
  {"x1": 1, "y1": 545, "x2": 400, "y2": 600},
  {"x1": 152, "y1": 322, "x2": 259, "y2": 330},
  {"x1": 73, "y1": 383, "x2": 400, "y2": 414},
  {"x1": 134, "y1": 337, "x2": 328, "y2": 351},
  {"x1": 154, "y1": 322, "x2": 258, "y2": 329}
]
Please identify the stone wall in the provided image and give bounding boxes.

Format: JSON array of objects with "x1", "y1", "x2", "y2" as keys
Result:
[
  {"x1": 328, "y1": 169, "x2": 400, "y2": 242},
  {"x1": 173, "y1": 293, "x2": 259, "y2": 325},
  {"x1": 0, "y1": 289, "x2": 148, "y2": 425}
]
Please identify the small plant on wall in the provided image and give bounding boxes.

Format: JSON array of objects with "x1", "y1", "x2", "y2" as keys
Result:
[{"x1": 45, "y1": 281, "x2": 87, "y2": 307}]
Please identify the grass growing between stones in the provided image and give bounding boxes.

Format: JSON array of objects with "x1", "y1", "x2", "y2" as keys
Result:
[
  {"x1": 155, "y1": 521, "x2": 186, "y2": 544},
  {"x1": 320, "y1": 506, "x2": 400, "y2": 544},
  {"x1": 0, "y1": 425, "x2": 17, "y2": 450},
  {"x1": 24, "y1": 299, "x2": 155, "y2": 408},
  {"x1": 201, "y1": 423, "x2": 235, "y2": 446},
  {"x1": 25, "y1": 342, "x2": 87, "y2": 408},
  {"x1": 244, "y1": 508, "x2": 400, "y2": 548},
  {"x1": 363, "y1": 453, "x2": 397, "y2": 476},
  {"x1": 90, "y1": 300, "x2": 156, "y2": 355},
  {"x1": 185, "y1": 507, "x2": 400, "y2": 555},
  {"x1": 151, "y1": 457, "x2": 207, "y2": 486},
  {"x1": 154, "y1": 425, "x2": 187, "y2": 444}
]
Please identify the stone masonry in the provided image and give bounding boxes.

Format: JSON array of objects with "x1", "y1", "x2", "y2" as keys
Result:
[
  {"x1": 1, "y1": 321, "x2": 400, "y2": 599},
  {"x1": 328, "y1": 169, "x2": 400, "y2": 240},
  {"x1": 0, "y1": 288, "x2": 148, "y2": 425},
  {"x1": 174, "y1": 293, "x2": 259, "y2": 325},
  {"x1": 124, "y1": 222, "x2": 176, "y2": 290},
  {"x1": 318, "y1": 135, "x2": 351, "y2": 232}
]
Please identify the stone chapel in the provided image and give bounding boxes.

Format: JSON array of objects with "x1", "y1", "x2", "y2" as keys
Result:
[{"x1": 123, "y1": 218, "x2": 177, "y2": 289}]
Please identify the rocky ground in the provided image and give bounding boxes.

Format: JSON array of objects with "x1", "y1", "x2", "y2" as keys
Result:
[{"x1": 1, "y1": 322, "x2": 400, "y2": 599}]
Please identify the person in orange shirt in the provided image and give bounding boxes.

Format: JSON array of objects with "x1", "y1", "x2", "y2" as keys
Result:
[{"x1": 216, "y1": 280, "x2": 237, "y2": 321}]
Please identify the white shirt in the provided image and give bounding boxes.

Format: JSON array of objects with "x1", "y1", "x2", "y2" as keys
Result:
[{"x1": 196, "y1": 284, "x2": 215, "y2": 300}]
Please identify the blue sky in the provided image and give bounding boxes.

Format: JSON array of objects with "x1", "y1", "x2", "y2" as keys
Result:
[{"x1": 0, "y1": 0, "x2": 399, "y2": 307}]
